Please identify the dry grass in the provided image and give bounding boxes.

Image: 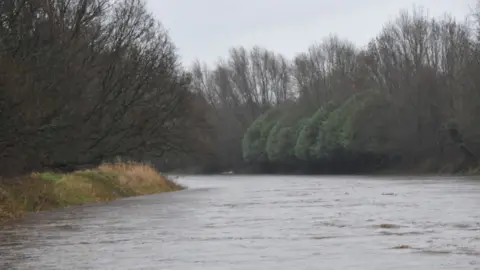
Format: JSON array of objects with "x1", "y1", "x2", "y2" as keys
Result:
[
  {"x1": 0, "y1": 161, "x2": 184, "y2": 223},
  {"x1": 0, "y1": 185, "x2": 17, "y2": 221},
  {"x1": 0, "y1": 175, "x2": 60, "y2": 223},
  {"x1": 98, "y1": 160, "x2": 183, "y2": 194}
]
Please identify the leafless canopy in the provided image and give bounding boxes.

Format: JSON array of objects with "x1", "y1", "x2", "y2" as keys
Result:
[{"x1": 0, "y1": 0, "x2": 205, "y2": 175}]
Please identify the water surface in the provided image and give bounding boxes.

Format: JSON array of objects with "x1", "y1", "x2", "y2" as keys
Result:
[{"x1": 1, "y1": 175, "x2": 479, "y2": 269}]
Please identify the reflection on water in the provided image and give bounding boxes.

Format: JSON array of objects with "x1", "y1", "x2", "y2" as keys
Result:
[{"x1": 1, "y1": 175, "x2": 479, "y2": 270}]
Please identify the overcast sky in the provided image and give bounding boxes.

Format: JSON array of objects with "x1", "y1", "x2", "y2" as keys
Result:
[{"x1": 145, "y1": 0, "x2": 477, "y2": 67}]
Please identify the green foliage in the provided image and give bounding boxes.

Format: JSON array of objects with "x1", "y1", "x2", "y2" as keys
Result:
[
  {"x1": 318, "y1": 92, "x2": 372, "y2": 157},
  {"x1": 265, "y1": 105, "x2": 315, "y2": 163},
  {"x1": 266, "y1": 123, "x2": 295, "y2": 163},
  {"x1": 265, "y1": 122, "x2": 282, "y2": 162},
  {"x1": 38, "y1": 172, "x2": 62, "y2": 183},
  {"x1": 242, "y1": 90, "x2": 393, "y2": 172},
  {"x1": 295, "y1": 103, "x2": 336, "y2": 161},
  {"x1": 242, "y1": 108, "x2": 282, "y2": 163}
]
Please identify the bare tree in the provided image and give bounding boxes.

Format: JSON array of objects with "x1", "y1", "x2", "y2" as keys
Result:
[
  {"x1": 292, "y1": 35, "x2": 360, "y2": 108},
  {"x1": 0, "y1": 0, "x2": 206, "y2": 175},
  {"x1": 363, "y1": 8, "x2": 479, "y2": 164}
]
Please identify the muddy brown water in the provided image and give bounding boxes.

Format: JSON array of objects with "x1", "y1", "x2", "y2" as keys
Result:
[{"x1": 1, "y1": 175, "x2": 479, "y2": 270}]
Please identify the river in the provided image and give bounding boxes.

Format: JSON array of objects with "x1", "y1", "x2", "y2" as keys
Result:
[{"x1": 0, "y1": 175, "x2": 479, "y2": 270}]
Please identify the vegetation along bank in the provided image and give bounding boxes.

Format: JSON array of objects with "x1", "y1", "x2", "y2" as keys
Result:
[{"x1": 0, "y1": 161, "x2": 183, "y2": 223}]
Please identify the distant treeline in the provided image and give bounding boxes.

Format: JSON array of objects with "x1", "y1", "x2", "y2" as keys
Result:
[{"x1": 191, "y1": 4, "x2": 480, "y2": 174}]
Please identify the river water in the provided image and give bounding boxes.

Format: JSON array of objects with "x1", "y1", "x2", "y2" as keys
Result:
[{"x1": 0, "y1": 175, "x2": 479, "y2": 270}]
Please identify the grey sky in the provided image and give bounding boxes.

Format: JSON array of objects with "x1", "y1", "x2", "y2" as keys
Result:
[{"x1": 145, "y1": 0, "x2": 477, "y2": 67}]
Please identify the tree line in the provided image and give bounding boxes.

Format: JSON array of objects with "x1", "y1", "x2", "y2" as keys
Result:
[
  {"x1": 192, "y1": 4, "x2": 480, "y2": 174},
  {"x1": 2, "y1": 0, "x2": 480, "y2": 177}
]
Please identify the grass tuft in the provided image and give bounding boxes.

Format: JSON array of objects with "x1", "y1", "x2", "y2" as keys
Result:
[{"x1": 98, "y1": 160, "x2": 183, "y2": 194}]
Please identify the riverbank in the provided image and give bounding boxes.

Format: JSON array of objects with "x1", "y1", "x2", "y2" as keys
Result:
[
  {"x1": 172, "y1": 158, "x2": 480, "y2": 177},
  {"x1": 0, "y1": 161, "x2": 184, "y2": 223}
]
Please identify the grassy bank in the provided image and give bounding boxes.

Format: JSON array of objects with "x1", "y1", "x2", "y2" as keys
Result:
[{"x1": 0, "y1": 161, "x2": 184, "y2": 223}]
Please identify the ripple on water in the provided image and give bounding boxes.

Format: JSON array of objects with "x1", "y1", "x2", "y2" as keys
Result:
[
  {"x1": 379, "y1": 230, "x2": 435, "y2": 236},
  {"x1": 372, "y1": 223, "x2": 404, "y2": 229}
]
